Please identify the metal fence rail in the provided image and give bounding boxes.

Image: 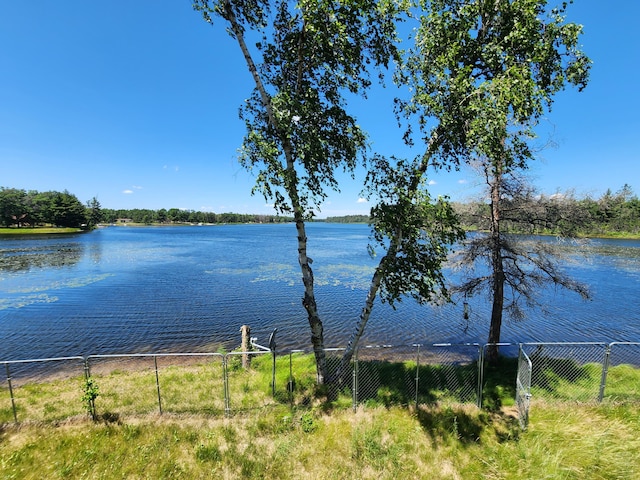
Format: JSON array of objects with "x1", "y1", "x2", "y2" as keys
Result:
[
  {"x1": 521, "y1": 342, "x2": 608, "y2": 404},
  {"x1": 1, "y1": 356, "x2": 85, "y2": 423},
  {"x1": 86, "y1": 353, "x2": 226, "y2": 417},
  {"x1": 2, "y1": 342, "x2": 639, "y2": 427},
  {"x1": 601, "y1": 342, "x2": 640, "y2": 403},
  {"x1": 515, "y1": 348, "x2": 532, "y2": 430}
]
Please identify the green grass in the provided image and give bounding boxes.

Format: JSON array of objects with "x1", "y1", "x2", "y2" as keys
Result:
[
  {"x1": 3, "y1": 352, "x2": 639, "y2": 424},
  {"x1": 0, "y1": 227, "x2": 83, "y2": 235},
  {"x1": 2, "y1": 353, "x2": 640, "y2": 478},
  {"x1": 1, "y1": 403, "x2": 638, "y2": 479}
]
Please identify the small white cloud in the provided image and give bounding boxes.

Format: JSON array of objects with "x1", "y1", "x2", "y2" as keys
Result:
[
  {"x1": 428, "y1": 180, "x2": 437, "y2": 186},
  {"x1": 357, "y1": 198, "x2": 368, "y2": 204},
  {"x1": 458, "y1": 179, "x2": 468, "y2": 184},
  {"x1": 132, "y1": 185, "x2": 143, "y2": 190},
  {"x1": 122, "y1": 189, "x2": 134, "y2": 194}
]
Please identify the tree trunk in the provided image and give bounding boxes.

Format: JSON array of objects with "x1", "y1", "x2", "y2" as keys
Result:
[
  {"x1": 334, "y1": 247, "x2": 394, "y2": 384},
  {"x1": 487, "y1": 168, "x2": 504, "y2": 364},
  {"x1": 221, "y1": 0, "x2": 327, "y2": 382},
  {"x1": 294, "y1": 213, "x2": 327, "y2": 384},
  {"x1": 335, "y1": 129, "x2": 440, "y2": 382}
]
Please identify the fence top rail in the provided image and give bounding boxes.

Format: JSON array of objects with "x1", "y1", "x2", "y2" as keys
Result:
[
  {"x1": 2, "y1": 356, "x2": 84, "y2": 366},
  {"x1": 520, "y1": 342, "x2": 608, "y2": 347},
  {"x1": 87, "y1": 352, "x2": 225, "y2": 360},
  {"x1": 226, "y1": 350, "x2": 272, "y2": 356},
  {"x1": 608, "y1": 342, "x2": 640, "y2": 347}
]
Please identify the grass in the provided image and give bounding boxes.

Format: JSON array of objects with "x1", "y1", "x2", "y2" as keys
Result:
[
  {"x1": 1, "y1": 403, "x2": 639, "y2": 479},
  {"x1": 1, "y1": 353, "x2": 640, "y2": 478},
  {"x1": 0, "y1": 227, "x2": 84, "y2": 235}
]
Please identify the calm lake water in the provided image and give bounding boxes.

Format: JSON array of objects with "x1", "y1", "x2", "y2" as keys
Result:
[{"x1": 1, "y1": 223, "x2": 639, "y2": 361}]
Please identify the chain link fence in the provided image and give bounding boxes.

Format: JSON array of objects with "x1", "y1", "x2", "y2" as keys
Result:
[
  {"x1": 602, "y1": 342, "x2": 640, "y2": 403},
  {"x1": 1, "y1": 356, "x2": 86, "y2": 423},
  {"x1": 2, "y1": 342, "x2": 639, "y2": 426}
]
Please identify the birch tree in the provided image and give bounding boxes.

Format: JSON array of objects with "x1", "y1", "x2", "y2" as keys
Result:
[
  {"x1": 398, "y1": 0, "x2": 591, "y2": 361},
  {"x1": 193, "y1": 0, "x2": 404, "y2": 383}
]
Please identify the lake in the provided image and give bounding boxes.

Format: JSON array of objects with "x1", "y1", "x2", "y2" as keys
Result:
[{"x1": 1, "y1": 223, "x2": 639, "y2": 361}]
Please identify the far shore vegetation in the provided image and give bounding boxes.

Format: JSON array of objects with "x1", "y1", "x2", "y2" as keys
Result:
[{"x1": 2, "y1": 184, "x2": 639, "y2": 239}]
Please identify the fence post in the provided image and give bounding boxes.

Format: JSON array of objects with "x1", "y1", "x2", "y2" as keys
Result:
[
  {"x1": 414, "y1": 344, "x2": 421, "y2": 409},
  {"x1": 352, "y1": 348, "x2": 358, "y2": 412},
  {"x1": 240, "y1": 325, "x2": 252, "y2": 370},
  {"x1": 154, "y1": 356, "x2": 163, "y2": 415},
  {"x1": 5, "y1": 363, "x2": 18, "y2": 423},
  {"x1": 288, "y1": 352, "x2": 293, "y2": 407},
  {"x1": 477, "y1": 345, "x2": 485, "y2": 409},
  {"x1": 598, "y1": 344, "x2": 612, "y2": 403},
  {"x1": 223, "y1": 355, "x2": 231, "y2": 417}
]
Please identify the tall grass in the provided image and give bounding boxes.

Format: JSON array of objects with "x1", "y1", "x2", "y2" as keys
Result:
[
  {"x1": 2, "y1": 352, "x2": 640, "y2": 478},
  {"x1": 3, "y1": 351, "x2": 640, "y2": 423},
  {"x1": 1, "y1": 403, "x2": 638, "y2": 479}
]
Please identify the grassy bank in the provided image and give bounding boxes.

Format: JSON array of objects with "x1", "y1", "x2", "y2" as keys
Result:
[
  {"x1": 0, "y1": 227, "x2": 84, "y2": 235},
  {"x1": 1, "y1": 403, "x2": 639, "y2": 479},
  {"x1": 2, "y1": 352, "x2": 640, "y2": 478}
]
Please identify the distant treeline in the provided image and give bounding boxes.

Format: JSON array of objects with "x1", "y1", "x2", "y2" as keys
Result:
[
  {"x1": 323, "y1": 215, "x2": 370, "y2": 223},
  {"x1": 3, "y1": 185, "x2": 639, "y2": 236},
  {"x1": 324, "y1": 186, "x2": 640, "y2": 237},
  {"x1": 0, "y1": 188, "x2": 88, "y2": 228},
  {"x1": 453, "y1": 185, "x2": 640, "y2": 237},
  {"x1": 0, "y1": 187, "x2": 292, "y2": 228},
  {"x1": 100, "y1": 208, "x2": 292, "y2": 225}
]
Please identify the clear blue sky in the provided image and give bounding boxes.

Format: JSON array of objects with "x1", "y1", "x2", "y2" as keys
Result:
[{"x1": 1, "y1": 1, "x2": 638, "y2": 218}]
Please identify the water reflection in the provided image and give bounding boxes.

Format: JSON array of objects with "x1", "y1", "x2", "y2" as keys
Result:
[{"x1": 0, "y1": 242, "x2": 84, "y2": 272}]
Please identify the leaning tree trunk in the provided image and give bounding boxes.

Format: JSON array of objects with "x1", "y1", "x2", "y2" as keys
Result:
[
  {"x1": 221, "y1": 0, "x2": 327, "y2": 382},
  {"x1": 487, "y1": 169, "x2": 505, "y2": 364},
  {"x1": 334, "y1": 242, "x2": 396, "y2": 385},
  {"x1": 336, "y1": 130, "x2": 440, "y2": 383},
  {"x1": 293, "y1": 211, "x2": 327, "y2": 384}
]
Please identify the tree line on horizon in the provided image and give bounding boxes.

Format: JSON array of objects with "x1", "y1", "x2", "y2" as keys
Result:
[
  {"x1": 0, "y1": 187, "x2": 292, "y2": 228},
  {"x1": 329, "y1": 184, "x2": 640, "y2": 237},
  {"x1": 3, "y1": 185, "x2": 638, "y2": 236}
]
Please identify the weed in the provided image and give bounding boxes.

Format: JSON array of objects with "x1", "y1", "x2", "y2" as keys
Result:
[
  {"x1": 299, "y1": 411, "x2": 317, "y2": 433},
  {"x1": 81, "y1": 377, "x2": 99, "y2": 419},
  {"x1": 195, "y1": 443, "x2": 222, "y2": 463}
]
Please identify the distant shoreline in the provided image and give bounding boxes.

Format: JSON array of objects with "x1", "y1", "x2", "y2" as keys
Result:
[
  {"x1": 2, "y1": 224, "x2": 639, "y2": 240},
  {"x1": 0, "y1": 227, "x2": 86, "y2": 235}
]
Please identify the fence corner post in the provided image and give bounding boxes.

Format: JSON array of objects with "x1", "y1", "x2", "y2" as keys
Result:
[
  {"x1": 414, "y1": 344, "x2": 421, "y2": 410},
  {"x1": 598, "y1": 344, "x2": 612, "y2": 403}
]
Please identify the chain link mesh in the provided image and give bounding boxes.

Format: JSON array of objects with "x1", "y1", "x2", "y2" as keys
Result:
[
  {"x1": 521, "y1": 343, "x2": 608, "y2": 404},
  {"x1": 1, "y1": 357, "x2": 85, "y2": 423},
  {"x1": 603, "y1": 343, "x2": 640, "y2": 403},
  {"x1": 3, "y1": 342, "x2": 639, "y2": 425}
]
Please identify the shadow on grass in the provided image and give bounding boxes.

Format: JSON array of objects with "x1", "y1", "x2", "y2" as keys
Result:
[
  {"x1": 414, "y1": 405, "x2": 521, "y2": 445},
  {"x1": 529, "y1": 353, "x2": 589, "y2": 391}
]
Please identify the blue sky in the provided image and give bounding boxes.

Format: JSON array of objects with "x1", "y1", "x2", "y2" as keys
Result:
[{"x1": 1, "y1": 1, "x2": 638, "y2": 218}]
